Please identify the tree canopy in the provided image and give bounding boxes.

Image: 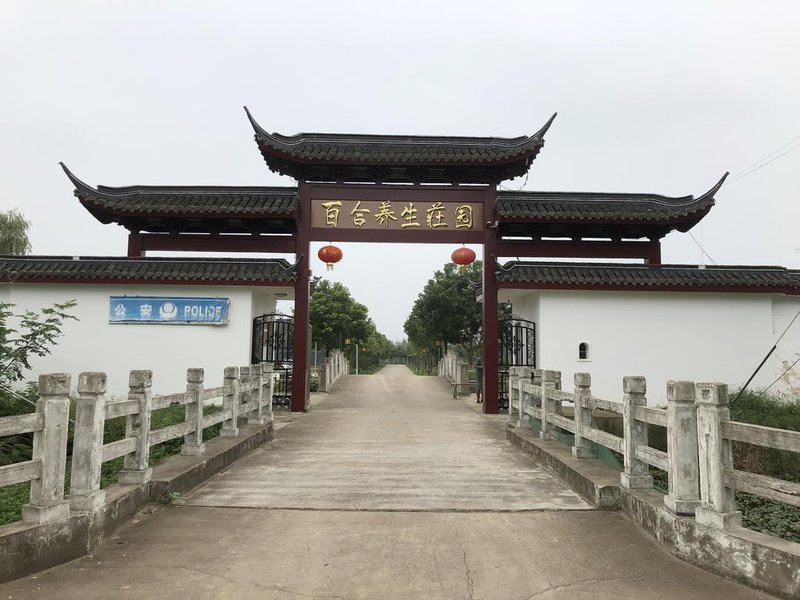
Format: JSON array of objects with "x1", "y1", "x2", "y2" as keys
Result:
[
  {"x1": 309, "y1": 280, "x2": 372, "y2": 353},
  {"x1": 0, "y1": 300, "x2": 77, "y2": 391},
  {"x1": 0, "y1": 209, "x2": 32, "y2": 255},
  {"x1": 403, "y1": 261, "x2": 483, "y2": 363}
]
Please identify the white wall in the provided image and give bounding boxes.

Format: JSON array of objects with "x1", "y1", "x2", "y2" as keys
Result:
[
  {"x1": 5, "y1": 283, "x2": 279, "y2": 398},
  {"x1": 510, "y1": 289, "x2": 800, "y2": 405},
  {"x1": 771, "y1": 297, "x2": 800, "y2": 397}
]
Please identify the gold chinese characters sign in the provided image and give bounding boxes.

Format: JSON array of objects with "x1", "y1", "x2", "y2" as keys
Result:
[{"x1": 311, "y1": 200, "x2": 484, "y2": 231}]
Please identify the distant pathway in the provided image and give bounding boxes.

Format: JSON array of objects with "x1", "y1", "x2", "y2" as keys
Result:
[{"x1": 0, "y1": 366, "x2": 774, "y2": 599}]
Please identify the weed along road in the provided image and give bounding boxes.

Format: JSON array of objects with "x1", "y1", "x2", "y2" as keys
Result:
[{"x1": 0, "y1": 366, "x2": 775, "y2": 599}]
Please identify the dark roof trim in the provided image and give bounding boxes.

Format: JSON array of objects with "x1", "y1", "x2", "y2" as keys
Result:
[
  {"x1": 496, "y1": 261, "x2": 800, "y2": 295},
  {"x1": 0, "y1": 256, "x2": 298, "y2": 286},
  {"x1": 59, "y1": 163, "x2": 299, "y2": 221},
  {"x1": 244, "y1": 106, "x2": 556, "y2": 165},
  {"x1": 496, "y1": 173, "x2": 728, "y2": 229}
]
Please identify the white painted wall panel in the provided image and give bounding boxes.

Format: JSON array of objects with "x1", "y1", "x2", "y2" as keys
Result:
[
  {"x1": 4, "y1": 283, "x2": 266, "y2": 397},
  {"x1": 510, "y1": 289, "x2": 800, "y2": 404}
]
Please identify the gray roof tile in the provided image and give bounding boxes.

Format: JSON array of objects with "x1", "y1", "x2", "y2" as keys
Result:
[
  {"x1": 0, "y1": 257, "x2": 297, "y2": 284},
  {"x1": 61, "y1": 163, "x2": 298, "y2": 218},
  {"x1": 497, "y1": 261, "x2": 800, "y2": 292},
  {"x1": 496, "y1": 174, "x2": 726, "y2": 224}
]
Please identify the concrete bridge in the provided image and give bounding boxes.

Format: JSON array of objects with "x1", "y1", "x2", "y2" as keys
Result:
[{"x1": 0, "y1": 366, "x2": 781, "y2": 599}]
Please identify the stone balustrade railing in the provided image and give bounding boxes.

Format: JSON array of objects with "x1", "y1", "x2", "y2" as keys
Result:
[
  {"x1": 0, "y1": 364, "x2": 273, "y2": 526},
  {"x1": 317, "y1": 349, "x2": 349, "y2": 393},
  {"x1": 508, "y1": 367, "x2": 800, "y2": 533},
  {"x1": 438, "y1": 351, "x2": 470, "y2": 395}
]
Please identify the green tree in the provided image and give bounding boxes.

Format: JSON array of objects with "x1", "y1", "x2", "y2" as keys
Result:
[
  {"x1": 0, "y1": 209, "x2": 32, "y2": 255},
  {"x1": 0, "y1": 300, "x2": 77, "y2": 390},
  {"x1": 404, "y1": 261, "x2": 483, "y2": 364},
  {"x1": 310, "y1": 280, "x2": 372, "y2": 353}
]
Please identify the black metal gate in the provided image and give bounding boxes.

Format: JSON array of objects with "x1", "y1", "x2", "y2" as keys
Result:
[
  {"x1": 498, "y1": 318, "x2": 536, "y2": 413},
  {"x1": 252, "y1": 313, "x2": 293, "y2": 410}
]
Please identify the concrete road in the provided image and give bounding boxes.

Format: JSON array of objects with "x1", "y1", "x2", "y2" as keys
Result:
[{"x1": 0, "y1": 366, "x2": 773, "y2": 599}]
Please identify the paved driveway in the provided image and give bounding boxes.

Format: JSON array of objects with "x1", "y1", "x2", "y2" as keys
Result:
[{"x1": 0, "y1": 366, "x2": 773, "y2": 599}]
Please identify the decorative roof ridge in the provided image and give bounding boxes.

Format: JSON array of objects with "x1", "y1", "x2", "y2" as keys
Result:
[
  {"x1": 0, "y1": 255, "x2": 297, "y2": 270},
  {"x1": 0, "y1": 255, "x2": 294, "y2": 263},
  {"x1": 243, "y1": 105, "x2": 557, "y2": 148},
  {"x1": 60, "y1": 163, "x2": 297, "y2": 198},
  {"x1": 499, "y1": 260, "x2": 797, "y2": 274},
  {"x1": 497, "y1": 173, "x2": 729, "y2": 208},
  {"x1": 0, "y1": 256, "x2": 299, "y2": 284}
]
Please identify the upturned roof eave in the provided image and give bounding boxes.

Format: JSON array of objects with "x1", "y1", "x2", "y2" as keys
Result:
[
  {"x1": 60, "y1": 163, "x2": 299, "y2": 221},
  {"x1": 244, "y1": 106, "x2": 556, "y2": 165},
  {"x1": 495, "y1": 173, "x2": 728, "y2": 227}
]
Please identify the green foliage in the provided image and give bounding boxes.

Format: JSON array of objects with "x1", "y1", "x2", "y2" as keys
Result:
[
  {"x1": 0, "y1": 397, "x2": 223, "y2": 525},
  {"x1": 0, "y1": 300, "x2": 77, "y2": 389},
  {"x1": 404, "y1": 261, "x2": 483, "y2": 364},
  {"x1": 310, "y1": 280, "x2": 372, "y2": 353},
  {"x1": 0, "y1": 208, "x2": 32, "y2": 255},
  {"x1": 726, "y1": 389, "x2": 800, "y2": 541},
  {"x1": 737, "y1": 491, "x2": 800, "y2": 543}
]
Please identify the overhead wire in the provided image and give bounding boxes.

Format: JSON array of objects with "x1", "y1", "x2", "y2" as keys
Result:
[
  {"x1": 723, "y1": 134, "x2": 800, "y2": 186},
  {"x1": 687, "y1": 131, "x2": 800, "y2": 264}
]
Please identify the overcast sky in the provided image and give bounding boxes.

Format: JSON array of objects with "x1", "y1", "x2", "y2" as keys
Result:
[{"x1": 2, "y1": 2, "x2": 799, "y2": 340}]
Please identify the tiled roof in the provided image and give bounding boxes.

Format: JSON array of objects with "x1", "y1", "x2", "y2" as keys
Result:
[
  {"x1": 497, "y1": 261, "x2": 800, "y2": 293},
  {"x1": 496, "y1": 175, "x2": 727, "y2": 225},
  {"x1": 60, "y1": 164, "x2": 298, "y2": 219},
  {"x1": 244, "y1": 107, "x2": 556, "y2": 184},
  {"x1": 0, "y1": 257, "x2": 297, "y2": 285},
  {"x1": 246, "y1": 108, "x2": 554, "y2": 164}
]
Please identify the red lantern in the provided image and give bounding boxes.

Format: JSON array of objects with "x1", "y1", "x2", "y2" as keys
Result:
[
  {"x1": 318, "y1": 244, "x2": 343, "y2": 270},
  {"x1": 451, "y1": 246, "x2": 476, "y2": 273}
]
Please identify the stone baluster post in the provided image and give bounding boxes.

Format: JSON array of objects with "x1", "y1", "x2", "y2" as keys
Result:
[
  {"x1": 239, "y1": 365, "x2": 252, "y2": 419},
  {"x1": 572, "y1": 373, "x2": 596, "y2": 459},
  {"x1": 248, "y1": 364, "x2": 266, "y2": 425},
  {"x1": 69, "y1": 372, "x2": 107, "y2": 512},
  {"x1": 458, "y1": 361, "x2": 469, "y2": 396},
  {"x1": 552, "y1": 370, "x2": 563, "y2": 416},
  {"x1": 118, "y1": 370, "x2": 153, "y2": 485},
  {"x1": 664, "y1": 380, "x2": 701, "y2": 515},
  {"x1": 540, "y1": 370, "x2": 558, "y2": 440},
  {"x1": 620, "y1": 376, "x2": 653, "y2": 489},
  {"x1": 695, "y1": 382, "x2": 742, "y2": 530},
  {"x1": 220, "y1": 366, "x2": 240, "y2": 437},
  {"x1": 516, "y1": 367, "x2": 533, "y2": 428},
  {"x1": 181, "y1": 368, "x2": 205, "y2": 456},
  {"x1": 532, "y1": 369, "x2": 543, "y2": 409},
  {"x1": 262, "y1": 363, "x2": 274, "y2": 422},
  {"x1": 21, "y1": 374, "x2": 71, "y2": 524},
  {"x1": 324, "y1": 358, "x2": 330, "y2": 390},
  {"x1": 507, "y1": 367, "x2": 520, "y2": 424}
]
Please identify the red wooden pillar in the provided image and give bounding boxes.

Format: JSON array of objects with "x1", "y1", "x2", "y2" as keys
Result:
[
  {"x1": 482, "y1": 187, "x2": 499, "y2": 414},
  {"x1": 127, "y1": 233, "x2": 144, "y2": 258},
  {"x1": 291, "y1": 183, "x2": 312, "y2": 412}
]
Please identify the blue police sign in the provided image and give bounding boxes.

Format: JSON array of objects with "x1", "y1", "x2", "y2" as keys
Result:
[{"x1": 109, "y1": 297, "x2": 229, "y2": 325}]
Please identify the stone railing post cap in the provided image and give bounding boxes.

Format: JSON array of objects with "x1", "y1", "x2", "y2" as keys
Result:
[
  {"x1": 623, "y1": 376, "x2": 646, "y2": 394},
  {"x1": 129, "y1": 370, "x2": 153, "y2": 387},
  {"x1": 667, "y1": 380, "x2": 695, "y2": 403},
  {"x1": 224, "y1": 366, "x2": 239, "y2": 377},
  {"x1": 187, "y1": 368, "x2": 204, "y2": 382},
  {"x1": 695, "y1": 382, "x2": 729, "y2": 405},
  {"x1": 78, "y1": 372, "x2": 107, "y2": 394},
  {"x1": 39, "y1": 373, "x2": 71, "y2": 395},
  {"x1": 574, "y1": 372, "x2": 591, "y2": 386}
]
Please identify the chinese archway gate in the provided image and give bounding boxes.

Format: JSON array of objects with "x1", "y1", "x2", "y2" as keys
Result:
[{"x1": 61, "y1": 105, "x2": 725, "y2": 413}]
